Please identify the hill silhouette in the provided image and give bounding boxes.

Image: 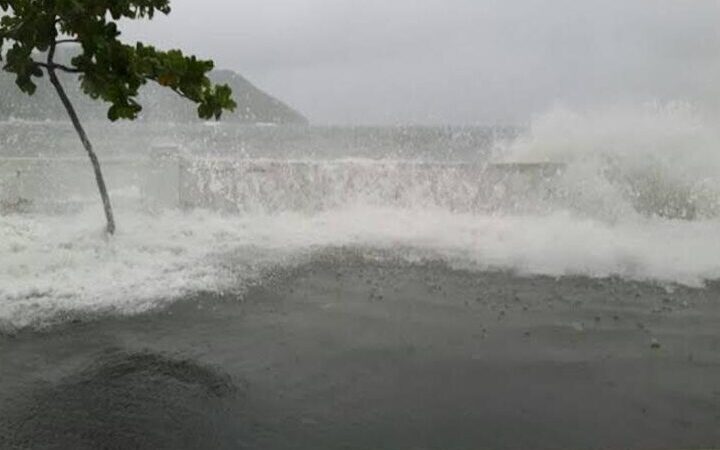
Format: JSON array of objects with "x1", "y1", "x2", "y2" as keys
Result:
[{"x1": 0, "y1": 48, "x2": 307, "y2": 125}]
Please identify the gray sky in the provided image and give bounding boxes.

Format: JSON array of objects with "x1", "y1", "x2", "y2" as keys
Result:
[{"x1": 122, "y1": 0, "x2": 720, "y2": 125}]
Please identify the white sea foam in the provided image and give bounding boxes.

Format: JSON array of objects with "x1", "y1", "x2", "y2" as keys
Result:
[
  {"x1": 502, "y1": 102, "x2": 720, "y2": 219},
  {"x1": 3, "y1": 204, "x2": 720, "y2": 330},
  {"x1": 3, "y1": 103, "x2": 720, "y2": 330}
]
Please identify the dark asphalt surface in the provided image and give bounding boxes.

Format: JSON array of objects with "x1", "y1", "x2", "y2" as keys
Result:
[{"x1": 2, "y1": 256, "x2": 720, "y2": 449}]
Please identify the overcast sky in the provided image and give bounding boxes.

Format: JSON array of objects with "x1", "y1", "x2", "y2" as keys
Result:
[{"x1": 122, "y1": 0, "x2": 720, "y2": 125}]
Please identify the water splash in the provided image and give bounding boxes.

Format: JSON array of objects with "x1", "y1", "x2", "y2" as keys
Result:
[
  {"x1": 501, "y1": 102, "x2": 720, "y2": 220},
  {"x1": 3, "y1": 107, "x2": 720, "y2": 330}
]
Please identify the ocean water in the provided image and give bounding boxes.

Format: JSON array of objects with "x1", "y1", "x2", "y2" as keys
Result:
[{"x1": 2, "y1": 102, "x2": 720, "y2": 331}]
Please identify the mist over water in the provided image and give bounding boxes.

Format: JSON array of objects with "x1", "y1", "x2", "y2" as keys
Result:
[{"x1": 2, "y1": 102, "x2": 720, "y2": 331}]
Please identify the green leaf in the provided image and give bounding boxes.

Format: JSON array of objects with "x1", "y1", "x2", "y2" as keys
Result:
[{"x1": 1, "y1": 0, "x2": 235, "y2": 119}]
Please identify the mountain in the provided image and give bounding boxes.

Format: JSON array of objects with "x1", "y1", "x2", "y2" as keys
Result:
[
  {"x1": 0, "y1": 57, "x2": 308, "y2": 125},
  {"x1": 137, "y1": 70, "x2": 308, "y2": 125}
]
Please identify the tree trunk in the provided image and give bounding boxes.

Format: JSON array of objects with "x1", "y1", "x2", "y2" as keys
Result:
[{"x1": 46, "y1": 66, "x2": 116, "y2": 235}]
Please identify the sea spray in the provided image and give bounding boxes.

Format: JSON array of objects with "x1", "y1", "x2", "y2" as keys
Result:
[{"x1": 3, "y1": 105, "x2": 720, "y2": 330}]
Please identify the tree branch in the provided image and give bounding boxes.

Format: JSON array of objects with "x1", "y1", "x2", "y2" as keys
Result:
[
  {"x1": 55, "y1": 39, "x2": 80, "y2": 45},
  {"x1": 148, "y1": 79, "x2": 195, "y2": 102},
  {"x1": 34, "y1": 61, "x2": 83, "y2": 74}
]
